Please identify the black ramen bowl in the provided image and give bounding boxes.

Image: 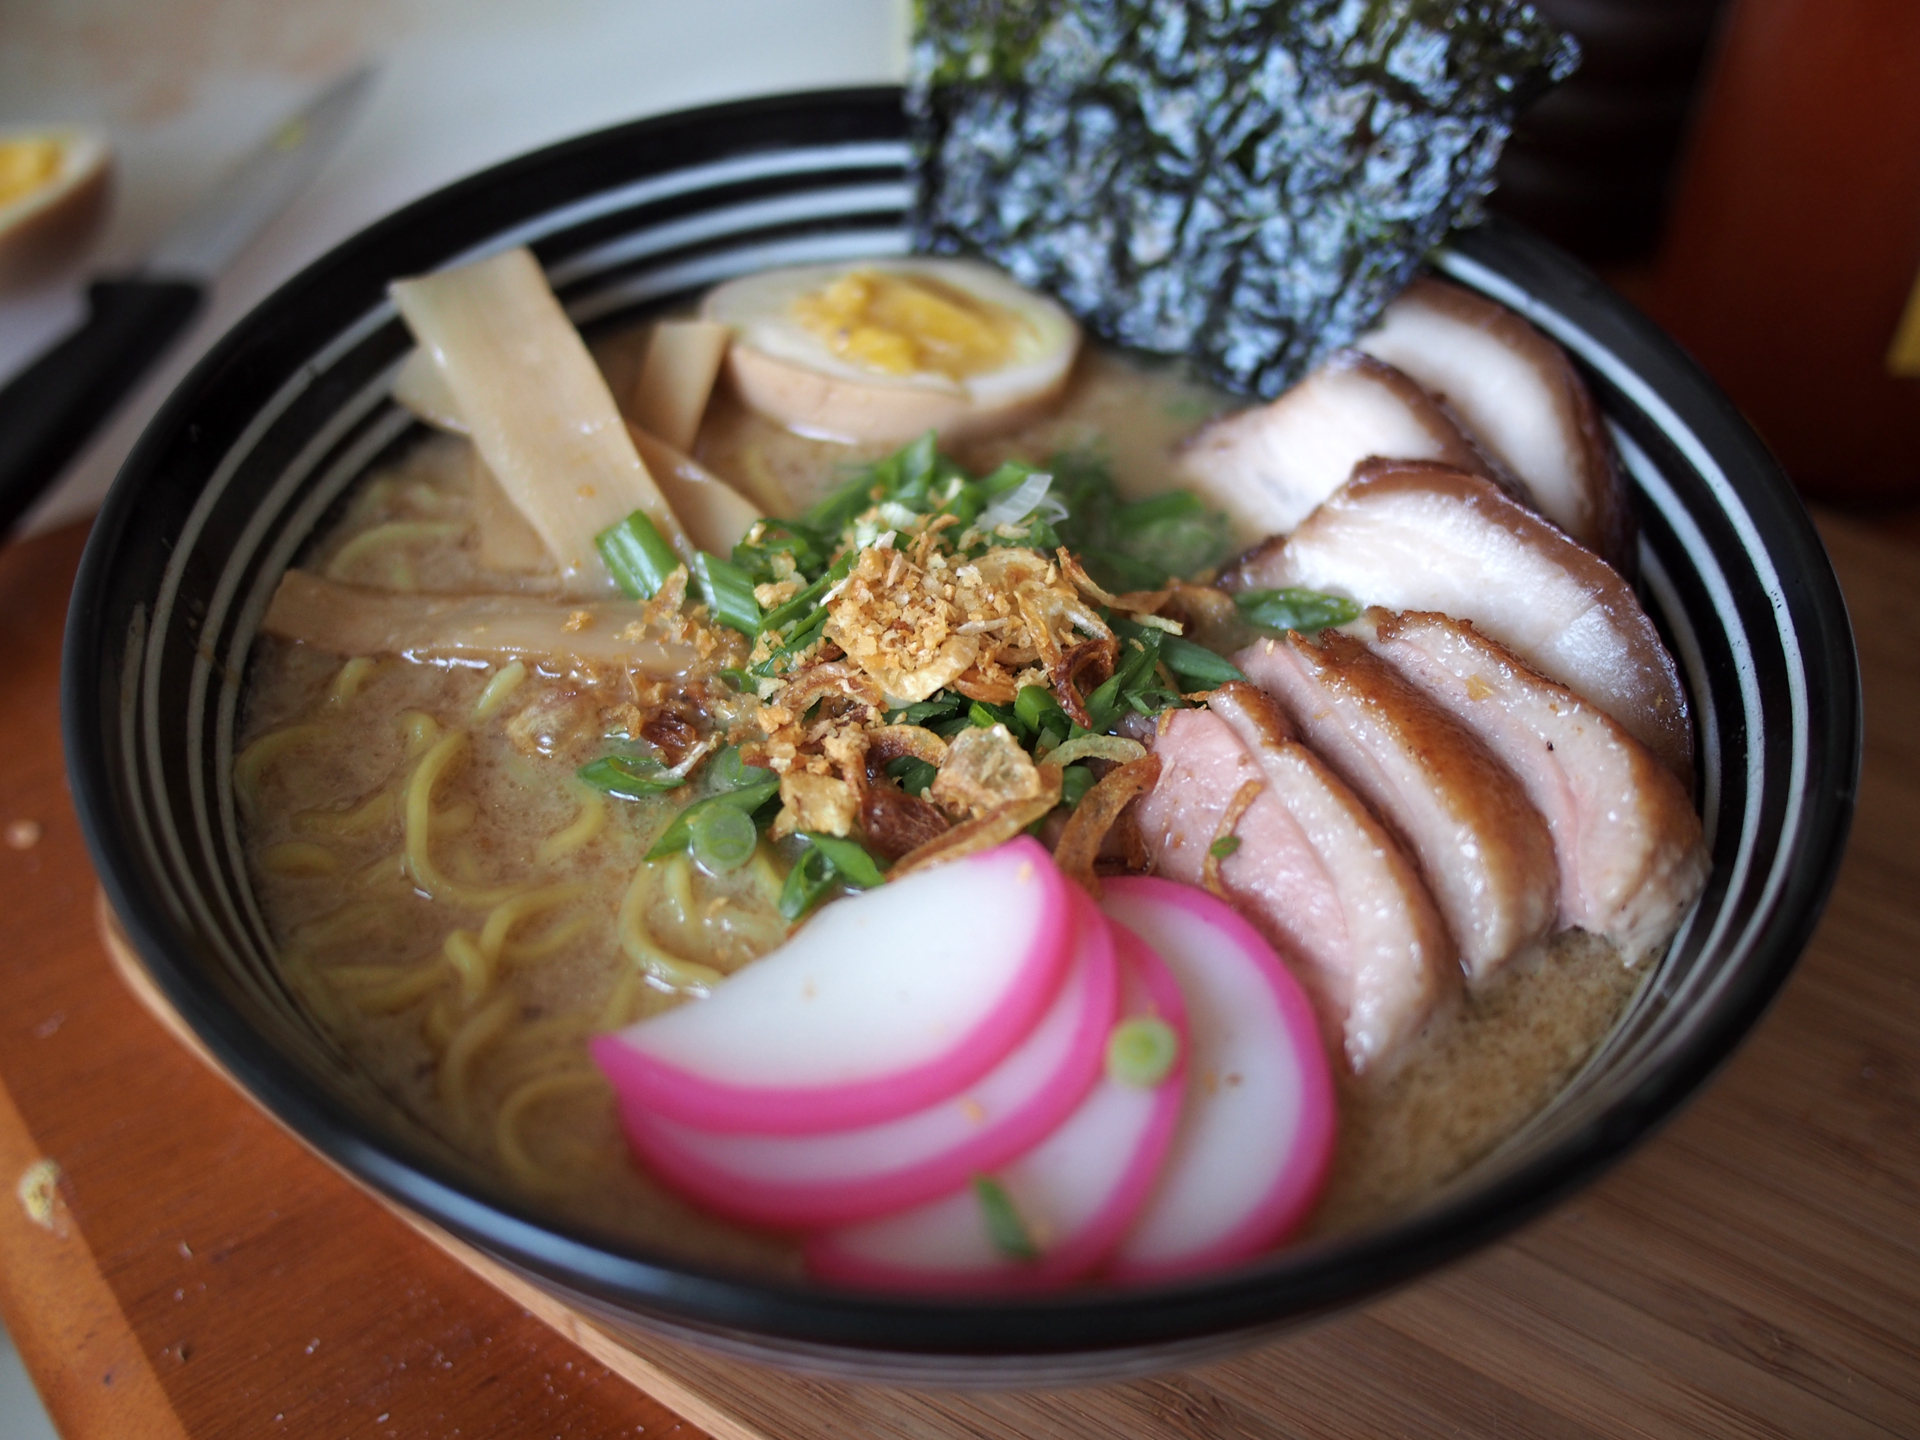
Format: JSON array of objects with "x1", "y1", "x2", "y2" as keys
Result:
[{"x1": 63, "y1": 89, "x2": 1859, "y2": 1384}]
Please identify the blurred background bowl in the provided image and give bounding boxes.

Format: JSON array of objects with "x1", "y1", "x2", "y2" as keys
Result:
[{"x1": 61, "y1": 88, "x2": 1859, "y2": 1383}]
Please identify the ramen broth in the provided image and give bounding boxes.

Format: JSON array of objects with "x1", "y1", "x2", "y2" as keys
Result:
[{"x1": 237, "y1": 329, "x2": 1648, "y2": 1270}]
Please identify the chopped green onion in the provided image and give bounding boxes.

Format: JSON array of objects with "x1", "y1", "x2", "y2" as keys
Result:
[
  {"x1": 691, "y1": 551, "x2": 763, "y2": 634},
  {"x1": 1235, "y1": 588, "x2": 1361, "y2": 636},
  {"x1": 703, "y1": 745, "x2": 760, "y2": 792},
  {"x1": 1085, "y1": 629, "x2": 1166, "y2": 732},
  {"x1": 594, "y1": 510, "x2": 681, "y2": 599},
  {"x1": 971, "y1": 1175, "x2": 1038, "y2": 1262},
  {"x1": 887, "y1": 756, "x2": 939, "y2": 797},
  {"x1": 798, "y1": 832, "x2": 887, "y2": 889},
  {"x1": 759, "y1": 547, "x2": 857, "y2": 636},
  {"x1": 1106, "y1": 491, "x2": 1233, "y2": 582},
  {"x1": 751, "y1": 607, "x2": 830, "y2": 677},
  {"x1": 1159, "y1": 635, "x2": 1246, "y2": 687},
  {"x1": 1059, "y1": 763, "x2": 1096, "y2": 810},
  {"x1": 778, "y1": 845, "x2": 836, "y2": 921},
  {"x1": 888, "y1": 693, "x2": 967, "y2": 727},
  {"x1": 1106, "y1": 1017, "x2": 1180, "y2": 1088},
  {"x1": 689, "y1": 804, "x2": 758, "y2": 874},
  {"x1": 968, "y1": 700, "x2": 1019, "y2": 732},
  {"x1": 1015, "y1": 684, "x2": 1066, "y2": 737},
  {"x1": 576, "y1": 753, "x2": 683, "y2": 801},
  {"x1": 1210, "y1": 834, "x2": 1241, "y2": 859},
  {"x1": 1082, "y1": 672, "x2": 1124, "y2": 734},
  {"x1": 733, "y1": 519, "x2": 830, "y2": 585},
  {"x1": 647, "y1": 777, "x2": 781, "y2": 861},
  {"x1": 776, "y1": 833, "x2": 888, "y2": 919}
]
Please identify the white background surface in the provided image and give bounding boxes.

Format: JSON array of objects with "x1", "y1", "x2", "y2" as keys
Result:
[{"x1": 0, "y1": 0, "x2": 909, "y2": 535}]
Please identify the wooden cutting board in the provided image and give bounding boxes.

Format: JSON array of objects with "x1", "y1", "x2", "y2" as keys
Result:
[{"x1": 4, "y1": 514, "x2": 1918, "y2": 1439}]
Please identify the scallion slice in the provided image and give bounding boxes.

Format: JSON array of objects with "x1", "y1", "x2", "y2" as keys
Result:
[
  {"x1": 886, "y1": 756, "x2": 939, "y2": 797},
  {"x1": 688, "y1": 803, "x2": 758, "y2": 874},
  {"x1": 1106, "y1": 1017, "x2": 1180, "y2": 1088},
  {"x1": 798, "y1": 832, "x2": 887, "y2": 890},
  {"x1": 647, "y1": 776, "x2": 780, "y2": 861},
  {"x1": 1059, "y1": 763, "x2": 1095, "y2": 810},
  {"x1": 576, "y1": 753, "x2": 682, "y2": 801},
  {"x1": 972, "y1": 1175, "x2": 1038, "y2": 1263},
  {"x1": 1158, "y1": 635, "x2": 1246, "y2": 687},
  {"x1": 1235, "y1": 587, "x2": 1361, "y2": 636},
  {"x1": 595, "y1": 510, "x2": 681, "y2": 600},
  {"x1": 691, "y1": 551, "x2": 763, "y2": 634}
]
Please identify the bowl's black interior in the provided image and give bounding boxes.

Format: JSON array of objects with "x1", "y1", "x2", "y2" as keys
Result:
[{"x1": 62, "y1": 88, "x2": 1859, "y2": 1382}]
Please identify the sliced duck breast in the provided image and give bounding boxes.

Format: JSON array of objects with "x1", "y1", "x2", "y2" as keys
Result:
[
  {"x1": 1136, "y1": 704, "x2": 1452, "y2": 1071},
  {"x1": 1207, "y1": 685, "x2": 1454, "y2": 1071},
  {"x1": 1224, "y1": 461, "x2": 1693, "y2": 788},
  {"x1": 1236, "y1": 630, "x2": 1559, "y2": 986},
  {"x1": 1172, "y1": 350, "x2": 1495, "y2": 542},
  {"x1": 1356, "y1": 277, "x2": 1634, "y2": 568},
  {"x1": 1355, "y1": 609, "x2": 1708, "y2": 964}
]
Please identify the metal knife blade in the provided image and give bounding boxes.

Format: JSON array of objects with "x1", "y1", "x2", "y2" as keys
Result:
[
  {"x1": 0, "y1": 64, "x2": 377, "y2": 537},
  {"x1": 147, "y1": 63, "x2": 378, "y2": 280}
]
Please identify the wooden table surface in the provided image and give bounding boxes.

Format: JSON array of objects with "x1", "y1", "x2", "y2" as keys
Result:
[{"x1": 1, "y1": 512, "x2": 1915, "y2": 1439}]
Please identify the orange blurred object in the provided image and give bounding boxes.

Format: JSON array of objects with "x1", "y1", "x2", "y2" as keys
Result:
[{"x1": 1641, "y1": 0, "x2": 1920, "y2": 504}]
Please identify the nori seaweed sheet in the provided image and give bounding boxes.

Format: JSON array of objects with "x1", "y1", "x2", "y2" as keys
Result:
[{"x1": 909, "y1": 1, "x2": 1579, "y2": 398}]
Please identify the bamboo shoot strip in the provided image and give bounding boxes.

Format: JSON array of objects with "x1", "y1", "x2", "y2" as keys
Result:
[
  {"x1": 625, "y1": 424, "x2": 762, "y2": 556},
  {"x1": 392, "y1": 347, "x2": 466, "y2": 434},
  {"x1": 389, "y1": 248, "x2": 688, "y2": 594},
  {"x1": 631, "y1": 319, "x2": 730, "y2": 451},
  {"x1": 262, "y1": 570, "x2": 695, "y2": 675}
]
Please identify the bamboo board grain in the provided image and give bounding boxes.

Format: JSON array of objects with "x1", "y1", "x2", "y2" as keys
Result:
[{"x1": 86, "y1": 511, "x2": 1920, "y2": 1440}]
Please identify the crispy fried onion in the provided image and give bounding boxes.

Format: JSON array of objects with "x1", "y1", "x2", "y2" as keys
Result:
[
  {"x1": 1201, "y1": 777, "x2": 1265, "y2": 899},
  {"x1": 1040, "y1": 734, "x2": 1148, "y2": 769},
  {"x1": 859, "y1": 777, "x2": 951, "y2": 861},
  {"x1": 771, "y1": 770, "x2": 858, "y2": 840},
  {"x1": 1053, "y1": 754, "x2": 1162, "y2": 898},
  {"x1": 771, "y1": 660, "x2": 886, "y2": 720},
  {"x1": 892, "y1": 766, "x2": 1062, "y2": 878},
  {"x1": 863, "y1": 724, "x2": 948, "y2": 768},
  {"x1": 821, "y1": 538, "x2": 1116, "y2": 716},
  {"x1": 929, "y1": 724, "x2": 1045, "y2": 820},
  {"x1": 1055, "y1": 549, "x2": 1177, "y2": 623}
]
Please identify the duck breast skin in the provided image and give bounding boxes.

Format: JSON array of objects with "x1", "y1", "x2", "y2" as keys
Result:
[
  {"x1": 1172, "y1": 350, "x2": 1496, "y2": 542},
  {"x1": 1138, "y1": 703, "x2": 1452, "y2": 1072},
  {"x1": 1223, "y1": 460, "x2": 1693, "y2": 789},
  {"x1": 1355, "y1": 609, "x2": 1708, "y2": 964},
  {"x1": 1235, "y1": 629, "x2": 1559, "y2": 986},
  {"x1": 1355, "y1": 277, "x2": 1634, "y2": 569}
]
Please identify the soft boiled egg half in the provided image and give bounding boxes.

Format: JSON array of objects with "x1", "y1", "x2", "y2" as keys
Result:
[
  {"x1": 701, "y1": 258, "x2": 1080, "y2": 445},
  {"x1": 0, "y1": 128, "x2": 111, "y2": 289}
]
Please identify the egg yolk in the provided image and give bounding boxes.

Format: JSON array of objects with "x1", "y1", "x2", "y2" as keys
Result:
[
  {"x1": 0, "y1": 138, "x2": 63, "y2": 210},
  {"x1": 791, "y1": 269, "x2": 1028, "y2": 380}
]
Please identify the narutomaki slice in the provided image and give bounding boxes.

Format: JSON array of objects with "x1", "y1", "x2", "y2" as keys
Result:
[
  {"x1": 1356, "y1": 277, "x2": 1633, "y2": 567},
  {"x1": 590, "y1": 837, "x2": 1073, "y2": 1134},
  {"x1": 1137, "y1": 701, "x2": 1452, "y2": 1072},
  {"x1": 804, "y1": 920, "x2": 1187, "y2": 1291},
  {"x1": 1225, "y1": 461, "x2": 1693, "y2": 787},
  {"x1": 1172, "y1": 349, "x2": 1494, "y2": 541},
  {"x1": 616, "y1": 886, "x2": 1118, "y2": 1228},
  {"x1": 1356, "y1": 609, "x2": 1709, "y2": 964},
  {"x1": 1237, "y1": 630, "x2": 1559, "y2": 986},
  {"x1": 1099, "y1": 878, "x2": 1335, "y2": 1281}
]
